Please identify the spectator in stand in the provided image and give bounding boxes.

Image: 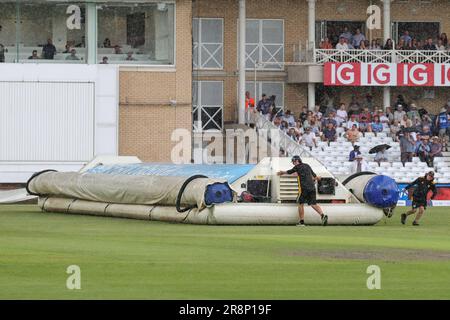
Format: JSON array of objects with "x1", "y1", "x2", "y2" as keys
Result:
[
  {"x1": 345, "y1": 125, "x2": 361, "y2": 145},
  {"x1": 359, "y1": 40, "x2": 367, "y2": 50},
  {"x1": 42, "y1": 39, "x2": 57, "y2": 60},
  {"x1": 66, "y1": 49, "x2": 80, "y2": 61},
  {"x1": 283, "y1": 110, "x2": 296, "y2": 128},
  {"x1": 400, "y1": 114, "x2": 412, "y2": 128},
  {"x1": 103, "y1": 38, "x2": 112, "y2": 48},
  {"x1": 113, "y1": 45, "x2": 123, "y2": 54},
  {"x1": 407, "y1": 103, "x2": 420, "y2": 122},
  {"x1": 374, "y1": 147, "x2": 388, "y2": 164},
  {"x1": 340, "y1": 26, "x2": 353, "y2": 43},
  {"x1": 352, "y1": 28, "x2": 366, "y2": 49},
  {"x1": 322, "y1": 122, "x2": 337, "y2": 143},
  {"x1": 440, "y1": 33, "x2": 448, "y2": 48},
  {"x1": 436, "y1": 107, "x2": 449, "y2": 138},
  {"x1": 385, "y1": 106, "x2": 394, "y2": 123},
  {"x1": 320, "y1": 37, "x2": 333, "y2": 49},
  {"x1": 359, "y1": 113, "x2": 370, "y2": 132},
  {"x1": 421, "y1": 125, "x2": 433, "y2": 140},
  {"x1": 360, "y1": 107, "x2": 372, "y2": 122},
  {"x1": 394, "y1": 105, "x2": 406, "y2": 122},
  {"x1": 346, "y1": 114, "x2": 360, "y2": 130},
  {"x1": 28, "y1": 50, "x2": 40, "y2": 60},
  {"x1": 429, "y1": 136, "x2": 443, "y2": 165},
  {"x1": 383, "y1": 38, "x2": 394, "y2": 50},
  {"x1": 309, "y1": 117, "x2": 321, "y2": 135},
  {"x1": 287, "y1": 128, "x2": 299, "y2": 142},
  {"x1": 245, "y1": 91, "x2": 255, "y2": 126},
  {"x1": 314, "y1": 105, "x2": 323, "y2": 121},
  {"x1": 294, "y1": 120, "x2": 305, "y2": 136},
  {"x1": 400, "y1": 30, "x2": 412, "y2": 46},
  {"x1": 336, "y1": 103, "x2": 348, "y2": 127},
  {"x1": 416, "y1": 137, "x2": 432, "y2": 166},
  {"x1": 0, "y1": 43, "x2": 6, "y2": 63},
  {"x1": 349, "y1": 145, "x2": 361, "y2": 161},
  {"x1": 100, "y1": 56, "x2": 109, "y2": 64},
  {"x1": 351, "y1": 154, "x2": 369, "y2": 174},
  {"x1": 126, "y1": 52, "x2": 136, "y2": 61},
  {"x1": 302, "y1": 127, "x2": 317, "y2": 150},
  {"x1": 400, "y1": 131, "x2": 416, "y2": 165},
  {"x1": 423, "y1": 38, "x2": 437, "y2": 50},
  {"x1": 369, "y1": 39, "x2": 381, "y2": 50},
  {"x1": 371, "y1": 115, "x2": 383, "y2": 134},
  {"x1": 299, "y1": 106, "x2": 308, "y2": 123},
  {"x1": 379, "y1": 109, "x2": 390, "y2": 130},
  {"x1": 257, "y1": 94, "x2": 272, "y2": 120},
  {"x1": 396, "y1": 39, "x2": 407, "y2": 50},
  {"x1": 336, "y1": 36, "x2": 349, "y2": 50},
  {"x1": 321, "y1": 111, "x2": 337, "y2": 129},
  {"x1": 390, "y1": 120, "x2": 401, "y2": 141},
  {"x1": 409, "y1": 38, "x2": 420, "y2": 50},
  {"x1": 437, "y1": 39, "x2": 446, "y2": 51}
]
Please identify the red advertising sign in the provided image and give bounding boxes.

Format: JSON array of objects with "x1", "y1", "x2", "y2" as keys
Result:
[{"x1": 324, "y1": 62, "x2": 450, "y2": 86}]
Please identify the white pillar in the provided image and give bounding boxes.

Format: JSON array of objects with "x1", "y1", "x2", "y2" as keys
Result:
[
  {"x1": 307, "y1": 0, "x2": 316, "y2": 111},
  {"x1": 238, "y1": 0, "x2": 246, "y2": 125},
  {"x1": 308, "y1": 83, "x2": 315, "y2": 111},
  {"x1": 382, "y1": 0, "x2": 391, "y2": 42},
  {"x1": 86, "y1": 2, "x2": 97, "y2": 64},
  {"x1": 307, "y1": 0, "x2": 316, "y2": 49},
  {"x1": 383, "y1": 87, "x2": 391, "y2": 110},
  {"x1": 382, "y1": 0, "x2": 391, "y2": 111}
]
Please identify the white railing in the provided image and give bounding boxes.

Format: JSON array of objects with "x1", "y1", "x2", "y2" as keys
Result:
[
  {"x1": 253, "y1": 112, "x2": 312, "y2": 158},
  {"x1": 314, "y1": 49, "x2": 450, "y2": 64}
]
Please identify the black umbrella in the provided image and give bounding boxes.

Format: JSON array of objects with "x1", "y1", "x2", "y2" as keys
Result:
[{"x1": 369, "y1": 144, "x2": 391, "y2": 154}]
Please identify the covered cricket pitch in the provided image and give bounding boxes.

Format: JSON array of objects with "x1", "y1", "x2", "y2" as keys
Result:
[{"x1": 0, "y1": 205, "x2": 449, "y2": 299}]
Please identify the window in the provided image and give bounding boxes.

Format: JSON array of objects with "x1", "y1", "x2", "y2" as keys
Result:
[
  {"x1": 0, "y1": 1, "x2": 86, "y2": 63},
  {"x1": 97, "y1": 2, "x2": 175, "y2": 65},
  {"x1": 193, "y1": 81, "x2": 223, "y2": 131},
  {"x1": 244, "y1": 19, "x2": 284, "y2": 70},
  {"x1": 245, "y1": 81, "x2": 284, "y2": 108},
  {"x1": 0, "y1": 1, "x2": 175, "y2": 65},
  {"x1": 193, "y1": 18, "x2": 223, "y2": 69}
]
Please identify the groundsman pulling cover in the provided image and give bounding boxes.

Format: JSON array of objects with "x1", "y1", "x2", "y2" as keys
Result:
[{"x1": 27, "y1": 171, "x2": 234, "y2": 210}]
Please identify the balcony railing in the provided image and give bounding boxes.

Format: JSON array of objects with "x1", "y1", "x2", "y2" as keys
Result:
[{"x1": 314, "y1": 49, "x2": 450, "y2": 64}]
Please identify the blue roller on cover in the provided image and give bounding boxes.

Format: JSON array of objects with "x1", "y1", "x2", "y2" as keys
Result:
[
  {"x1": 204, "y1": 182, "x2": 234, "y2": 206},
  {"x1": 363, "y1": 175, "x2": 400, "y2": 208}
]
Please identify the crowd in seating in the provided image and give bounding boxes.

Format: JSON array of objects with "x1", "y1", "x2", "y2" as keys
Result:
[
  {"x1": 247, "y1": 91, "x2": 450, "y2": 169},
  {"x1": 320, "y1": 28, "x2": 449, "y2": 51}
]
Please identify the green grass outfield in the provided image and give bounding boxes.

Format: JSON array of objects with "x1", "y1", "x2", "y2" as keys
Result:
[{"x1": 1, "y1": 205, "x2": 449, "y2": 299}]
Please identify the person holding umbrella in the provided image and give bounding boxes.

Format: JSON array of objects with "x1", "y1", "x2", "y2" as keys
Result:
[
  {"x1": 277, "y1": 156, "x2": 328, "y2": 227},
  {"x1": 401, "y1": 171, "x2": 437, "y2": 226},
  {"x1": 370, "y1": 144, "x2": 390, "y2": 164}
]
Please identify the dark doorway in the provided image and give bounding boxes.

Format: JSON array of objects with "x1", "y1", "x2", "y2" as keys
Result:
[
  {"x1": 394, "y1": 22, "x2": 440, "y2": 43},
  {"x1": 127, "y1": 12, "x2": 146, "y2": 48},
  {"x1": 316, "y1": 20, "x2": 366, "y2": 47}
]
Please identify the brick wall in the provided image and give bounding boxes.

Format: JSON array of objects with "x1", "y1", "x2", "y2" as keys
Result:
[
  {"x1": 119, "y1": 0, "x2": 192, "y2": 162},
  {"x1": 194, "y1": 0, "x2": 450, "y2": 122}
]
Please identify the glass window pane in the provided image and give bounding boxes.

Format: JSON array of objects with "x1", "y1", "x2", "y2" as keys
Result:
[
  {"x1": 201, "y1": 19, "x2": 222, "y2": 43},
  {"x1": 261, "y1": 82, "x2": 284, "y2": 107},
  {"x1": 246, "y1": 20, "x2": 259, "y2": 44},
  {"x1": 0, "y1": 2, "x2": 16, "y2": 63},
  {"x1": 97, "y1": 2, "x2": 175, "y2": 65},
  {"x1": 262, "y1": 20, "x2": 283, "y2": 44},
  {"x1": 193, "y1": 18, "x2": 199, "y2": 43},
  {"x1": 200, "y1": 81, "x2": 222, "y2": 106},
  {"x1": 15, "y1": 1, "x2": 86, "y2": 63}
]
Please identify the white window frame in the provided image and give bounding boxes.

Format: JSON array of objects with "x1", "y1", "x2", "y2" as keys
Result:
[
  {"x1": 193, "y1": 18, "x2": 224, "y2": 70},
  {"x1": 193, "y1": 80, "x2": 224, "y2": 131},
  {"x1": 239, "y1": 19, "x2": 285, "y2": 71}
]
